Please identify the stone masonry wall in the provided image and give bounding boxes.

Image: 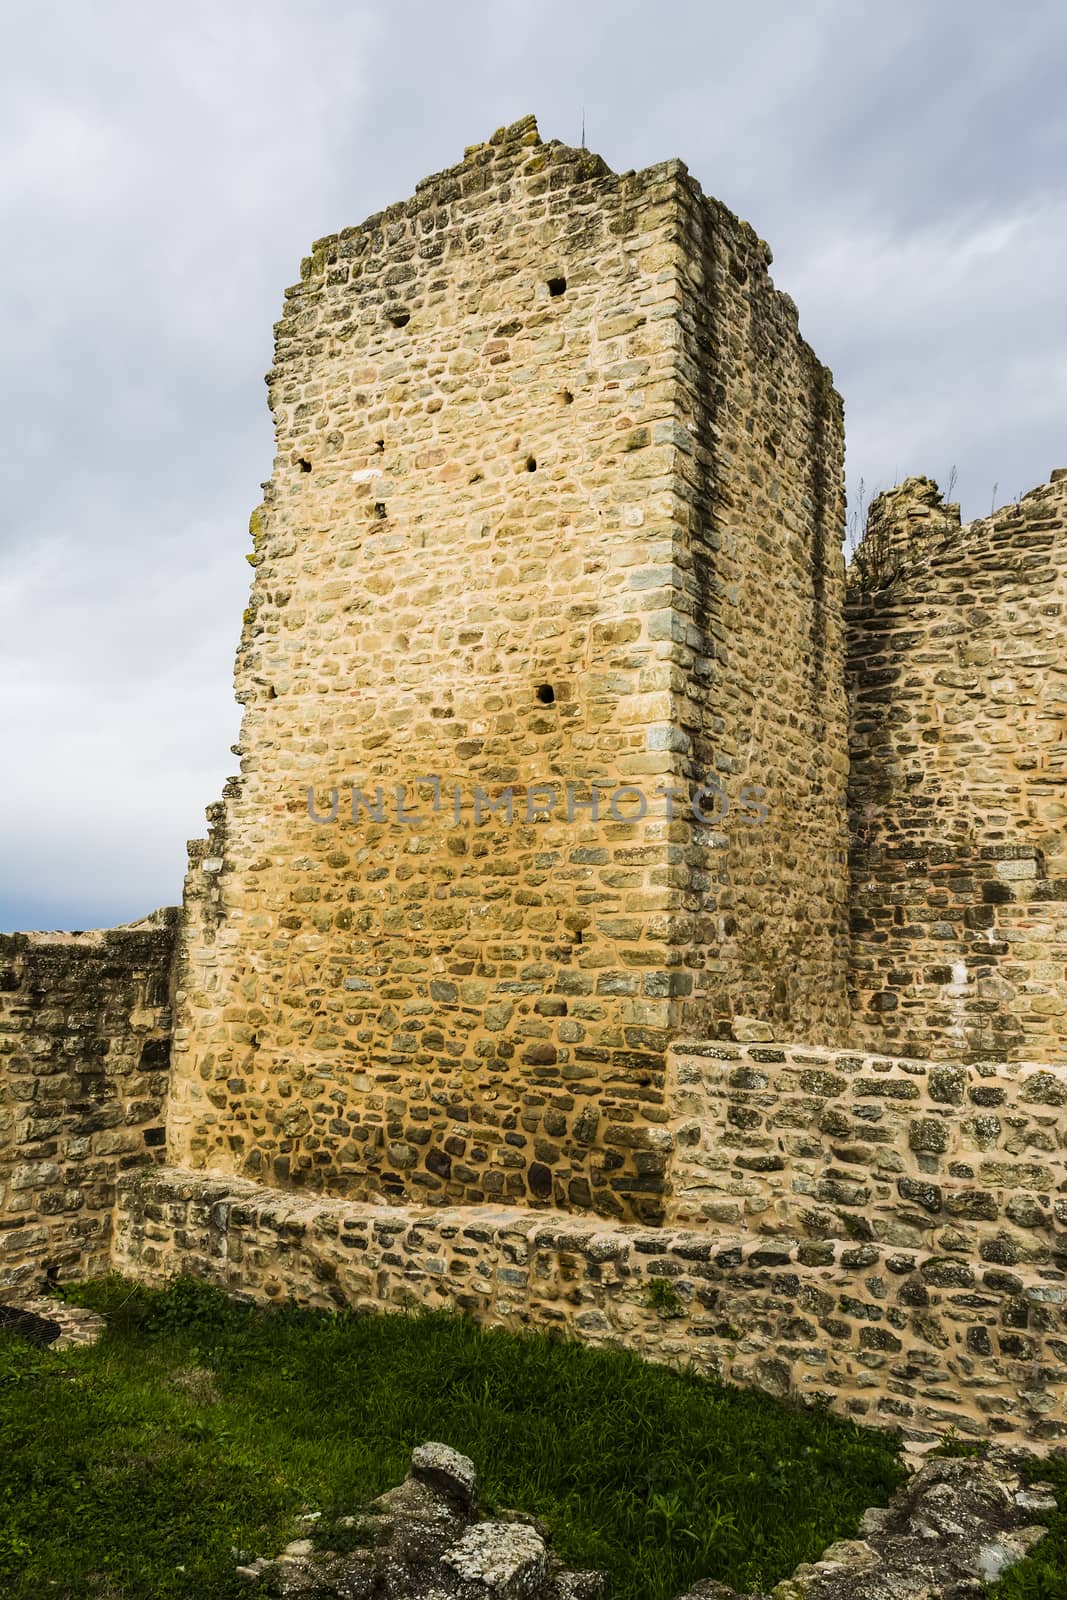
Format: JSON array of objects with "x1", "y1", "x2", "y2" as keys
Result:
[
  {"x1": 166, "y1": 115, "x2": 848, "y2": 1226},
  {"x1": 5, "y1": 117, "x2": 1065, "y2": 1461},
  {"x1": 669, "y1": 173, "x2": 848, "y2": 1046},
  {"x1": 0, "y1": 914, "x2": 176, "y2": 1286},
  {"x1": 116, "y1": 1162, "x2": 1067, "y2": 1448},
  {"x1": 114, "y1": 1034, "x2": 1067, "y2": 1450},
  {"x1": 667, "y1": 1041, "x2": 1067, "y2": 1264},
  {"x1": 847, "y1": 472, "x2": 1067, "y2": 1061}
]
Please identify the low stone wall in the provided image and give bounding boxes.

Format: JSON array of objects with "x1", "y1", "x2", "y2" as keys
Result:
[
  {"x1": 0, "y1": 913, "x2": 177, "y2": 1285},
  {"x1": 116, "y1": 1165, "x2": 1067, "y2": 1448},
  {"x1": 666, "y1": 1042, "x2": 1067, "y2": 1270}
]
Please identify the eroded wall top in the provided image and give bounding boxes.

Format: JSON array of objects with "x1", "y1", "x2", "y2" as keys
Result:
[{"x1": 848, "y1": 470, "x2": 1067, "y2": 1060}]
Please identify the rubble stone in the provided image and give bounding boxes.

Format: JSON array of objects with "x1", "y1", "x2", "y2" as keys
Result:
[
  {"x1": 678, "y1": 1456, "x2": 1053, "y2": 1600},
  {"x1": 238, "y1": 1443, "x2": 602, "y2": 1599},
  {"x1": 411, "y1": 1442, "x2": 479, "y2": 1515}
]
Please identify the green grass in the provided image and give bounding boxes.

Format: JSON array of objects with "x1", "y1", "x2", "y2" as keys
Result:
[{"x1": 0, "y1": 1275, "x2": 907, "y2": 1600}]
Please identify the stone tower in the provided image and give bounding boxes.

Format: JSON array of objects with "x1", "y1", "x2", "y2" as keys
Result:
[{"x1": 166, "y1": 116, "x2": 849, "y2": 1222}]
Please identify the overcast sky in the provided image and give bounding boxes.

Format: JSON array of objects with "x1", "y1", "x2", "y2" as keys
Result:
[{"x1": 1, "y1": 0, "x2": 1064, "y2": 931}]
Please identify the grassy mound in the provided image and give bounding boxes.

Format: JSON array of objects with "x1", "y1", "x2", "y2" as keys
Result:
[{"x1": 0, "y1": 1275, "x2": 906, "y2": 1599}]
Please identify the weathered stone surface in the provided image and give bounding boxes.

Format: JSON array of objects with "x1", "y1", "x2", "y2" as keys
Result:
[
  {"x1": 443, "y1": 1522, "x2": 548, "y2": 1596},
  {"x1": 239, "y1": 1440, "x2": 602, "y2": 1598},
  {"x1": 411, "y1": 1441, "x2": 478, "y2": 1515},
  {"x1": 732, "y1": 1019, "x2": 778, "y2": 1045},
  {"x1": 241, "y1": 1446, "x2": 1053, "y2": 1600},
  {"x1": 667, "y1": 1042, "x2": 1067, "y2": 1301}
]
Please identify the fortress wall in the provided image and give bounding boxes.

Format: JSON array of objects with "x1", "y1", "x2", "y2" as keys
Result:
[
  {"x1": 847, "y1": 473, "x2": 1067, "y2": 1061},
  {"x1": 5, "y1": 115, "x2": 1065, "y2": 1449},
  {"x1": 166, "y1": 117, "x2": 850, "y2": 1222},
  {"x1": 0, "y1": 916, "x2": 175, "y2": 1286},
  {"x1": 116, "y1": 1163, "x2": 1067, "y2": 1448}
]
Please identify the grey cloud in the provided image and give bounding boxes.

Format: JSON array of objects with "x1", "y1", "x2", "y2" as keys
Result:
[{"x1": 1, "y1": 0, "x2": 1064, "y2": 928}]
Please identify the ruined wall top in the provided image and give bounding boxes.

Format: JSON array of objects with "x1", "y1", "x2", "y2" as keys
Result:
[
  {"x1": 847, "y1": 468, "x2": 1067, "y2": 1061},
  {"x1": 849, "y1": 476, "x2": 962, "y2": 590},
  {"x1": 850, "y1": 469, "x2": 1067, "y2": 594},
  {"x1": 292, "y1": 112, "x2": 775, "y2": 287}
]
